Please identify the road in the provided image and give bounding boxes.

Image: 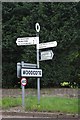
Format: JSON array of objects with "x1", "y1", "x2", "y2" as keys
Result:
[{"x1": 1, "y1": 111, "x2": 79, "y2": 120}]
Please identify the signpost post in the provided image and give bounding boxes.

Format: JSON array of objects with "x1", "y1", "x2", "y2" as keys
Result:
[
  {"x1": 35, "y1": 23, "x2": 40, "y2": 104},
  {"x1": 21, "y1": 78, "x2": 27, "y2": 107}
]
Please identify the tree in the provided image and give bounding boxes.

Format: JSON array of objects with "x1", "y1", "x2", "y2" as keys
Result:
[{"x1": 2, "y1": 2, "x2": 80, "y2": 88}]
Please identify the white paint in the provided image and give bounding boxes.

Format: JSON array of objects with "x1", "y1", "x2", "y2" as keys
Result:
[
  {"x1": 16, "y1": 37, "x2": 39, "y2": 46},
  {"x1": 35, "y1": 23, "x2": 40, "y2": 32},
  {"x1": 40, "y1": 50, "x2": 54, "y2": 61},
  {"x1": 21, "y1": 62, "x2": 37, "y2": 68},
  {"x1": 39, "y1": 41, "x2": 57, "y2": 49}
]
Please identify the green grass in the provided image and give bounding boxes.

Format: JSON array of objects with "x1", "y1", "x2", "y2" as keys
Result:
[
  {"x1": 0, "y1": 98, "x2": 2, "y2": 108},
  {"x1": 1, "y1": 96, "x2": 79, "y2": 114},
  {"x1": 2, "y1": 97, "x2": 22, "y2": 109},
  {"x1": 25, "y1": 96, "x2": 78, "y2": 114}
]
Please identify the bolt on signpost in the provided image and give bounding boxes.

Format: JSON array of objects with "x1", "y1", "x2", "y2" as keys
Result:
[{"x1": 35, "y1": 23, "x2": 40, "y2": 104}]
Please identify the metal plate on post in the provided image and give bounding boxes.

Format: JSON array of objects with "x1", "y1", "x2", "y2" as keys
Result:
[
  {"x1": 21, "y1": 78, "x2": 27, "y2": 86},
  {"x1": 40, "y1": 50, "x2": 54, "y2": 61},
  {"x1": 22, "y1": 63, "x2": 37, "y2": 68},
  {"x1": 21, "y1": 68, "x2": 42, "y2": 77},
  {"x1": 39, "y1": 41, "x2": 57, "y2": 49},
  {"x1": 16, "y1": 37, "x2": 39, "y2": 46}
]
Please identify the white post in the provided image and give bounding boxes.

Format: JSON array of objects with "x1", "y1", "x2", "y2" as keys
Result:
[
  {"x1": 35, "y1": 23, "x2": 40, "y2": 104},
  {"x1": 21, "y1": 61, "x2": 25, "y2": 108},
  {"x1": 22, "y1": 85, "x2": 25, "y2": 107}
]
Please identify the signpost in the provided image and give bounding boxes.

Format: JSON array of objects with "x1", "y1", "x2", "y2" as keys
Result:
[
  {"x1": 21, "y1": 68, "x2": 42, "y2": 77},
  {"x1": 21, "y1": 78, "x2": 27, "y2": 107},
  {"x1": 16, "y1": 23, "x2": 57, "y2": 106},
  {"x1": 40, "y1": 50, "x2": 54, "y2": 61},
  {"x1": 16, "y1": 37, "x2": 39, "y2": 46},
  {"x1": 39, "y1": 41, "x2": 57, "y2": 49}
]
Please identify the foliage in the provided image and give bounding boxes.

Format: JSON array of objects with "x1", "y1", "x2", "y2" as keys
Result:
[
  {"x1": 2, "y1": 2, "x2": 80, "y2": 88},
  {"x1": 60, "y1": 82, "x2": 78, "y2": 88}
]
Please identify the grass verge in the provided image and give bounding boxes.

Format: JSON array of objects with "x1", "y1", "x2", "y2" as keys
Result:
[
  {"x1": 1, "y1": 96, "x2": 79, "y2": 114},
  {"x1": 2, "y1": 97, "x2": 22, "y2": 109}
]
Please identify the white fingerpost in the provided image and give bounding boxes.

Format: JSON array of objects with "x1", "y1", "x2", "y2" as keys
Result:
[{"x1": 35, "y1": 23, "x2": 40, "y2": 104}]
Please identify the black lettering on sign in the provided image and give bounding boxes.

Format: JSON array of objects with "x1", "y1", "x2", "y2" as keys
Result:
[
  {"x1": 23, "y1": 71, "x2": 25, "y2": 74},
  {"x1": 22, "y1": 69, "x2": 42, "y2": 76},
  {"x1": 25, "y1": 70, "x2": 28, "y2": 75},
  {"x1": 31, "y1": 71, "x2": 32, "y2": 75},
  {"x1": 39, "y1": 71, "x2": 41, "y2": 75},
  {"x1": 29, "y1": 71, "x2": 31, "y2": 75},
  {"x1": 35, "y1": 71, "x2": 37, "y2": 75}
]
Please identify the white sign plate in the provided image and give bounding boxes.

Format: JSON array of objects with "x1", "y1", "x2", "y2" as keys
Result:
[
  {"x1": 39, "y1": 41, "x2": 57, "y2": 49},
  {"x1": 22, "y1": 62, "x2": 37, "y2": 68},
  {"x1": 16, "y1": 37, "x2": 39, "y2": 46},
  {"x1": 21, "y1": 68, "x2": 42, "y2": 77},
  {"x1": 40, "y1": 50, "x2": 54, "y2": 61}
]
